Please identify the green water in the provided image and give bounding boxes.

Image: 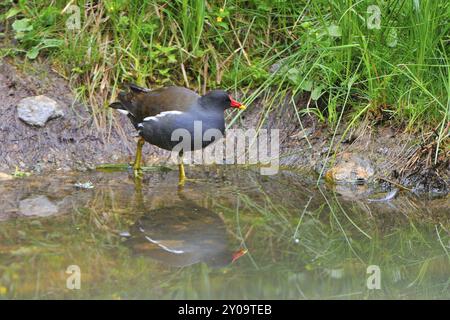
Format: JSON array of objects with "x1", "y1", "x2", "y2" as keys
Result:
[{"x1": 0, "y1": 167, "x2": 449, "y2": 299}]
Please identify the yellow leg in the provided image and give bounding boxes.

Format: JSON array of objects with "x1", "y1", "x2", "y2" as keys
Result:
[
  {"x1": 133, "y1": 137, "x2": 145, "y2": 177},
  {"x1": 178, "y1": 155, "x2": 186, "y2": 186},
  {"x1": 177, "y1": 154, "x2": 205, "y2": 187}
]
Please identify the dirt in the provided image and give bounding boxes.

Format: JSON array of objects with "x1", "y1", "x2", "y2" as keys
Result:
[
  {"x1": 0, "y1": 58, "x2": 172, "y2": 173},
  {"x1": 238, "y1": 93, "x2": 449, "y2": 195},
  {"x1": 0, "y1": 57, "x2": 448, "y2": 195}
]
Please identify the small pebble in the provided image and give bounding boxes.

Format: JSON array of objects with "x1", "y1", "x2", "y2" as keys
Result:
[{"x1": 74, "y1": 181, "x2": 94, "y2": 189}]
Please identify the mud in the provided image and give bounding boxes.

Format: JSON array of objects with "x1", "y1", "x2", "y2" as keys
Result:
[
  {"x1": 0, "y1": 58, "x2": 172, "y2": 172},
  {"x1": 0, "y1": 58, "x2": 448, "y2": 195},
  {"x1": 237, "y1": 94, "x2": 448, "y2": 195}
]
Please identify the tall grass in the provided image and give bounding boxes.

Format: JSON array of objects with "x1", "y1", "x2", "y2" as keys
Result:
[{"x1": 1, "y1": 0, "x2": 448, "y2": 156}]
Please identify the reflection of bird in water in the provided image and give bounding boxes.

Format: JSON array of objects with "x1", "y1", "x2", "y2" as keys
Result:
[{"x1": 123, "y1": 187, "x2": 246, "y2": 268}]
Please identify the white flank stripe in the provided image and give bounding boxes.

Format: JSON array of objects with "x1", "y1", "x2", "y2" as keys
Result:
[
  {"x1": 145, "y1": 236, "x2": 184, "y2": 254},
  {"x1": 137, "y1": 123, "x2": 144, "y2": 128},
  {"x1": 117, "y1": 109, "x2": 129, "y2": 115},
  {"x1": 143, "y1": 116, "x2": 158, "y2": 122},
  {"x1": 143, "y1": 110, "x2": 183, "y2": 122}
]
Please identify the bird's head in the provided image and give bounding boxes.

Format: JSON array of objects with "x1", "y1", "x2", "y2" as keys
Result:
[
  {"x1": 204, "y1": 248, "x2": 248, "y2": 268},
  {"x1": 201, "y1": 90, "x2": 246, "y2": 111}
]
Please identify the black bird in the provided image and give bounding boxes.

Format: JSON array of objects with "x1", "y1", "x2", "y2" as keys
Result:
[
  {"x1": 110, "y1": 84, "x2": 245, "y2": 184},
  {"x1": 123, "y1": 202, "x2": 247, "y2": 268}
]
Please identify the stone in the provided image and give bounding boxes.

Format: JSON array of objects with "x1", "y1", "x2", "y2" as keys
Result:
[
  {"x1": 0, "y1": 172, "x2": 13, "y2": 181},
  {"x1": 268, "y1": 59, "x2": 287, "y2": 74},
  {"x1": 269, "y1": 62, "x2": 281, "y2": 74},
  {"x1": 325, "y1": 152, "x2": 375, "y2": 184},
  {"x1": 19, "y1": 195, "x2": 59, "y2": 217},
  {"x1": 17, "y1": 95, "x2": 64, "y2": 127}
]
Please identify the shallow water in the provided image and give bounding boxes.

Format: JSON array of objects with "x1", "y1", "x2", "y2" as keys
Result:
[{"x1": 0, "y1": 166, "x2": 449, "y2": 299}]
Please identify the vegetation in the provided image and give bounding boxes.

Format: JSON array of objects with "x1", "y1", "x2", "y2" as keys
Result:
[
  {"x1": 1, "y1": 2, "x2": 448, "y2": 299},
  {"x1": 0, "y1": 0, "x2": 449, "y2": 158}
]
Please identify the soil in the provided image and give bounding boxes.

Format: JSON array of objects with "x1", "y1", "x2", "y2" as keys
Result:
[
  {"x1": 0, "y1": 58, "x2": 448, "y2": 195},
  {"x1": 0, "y1": 58, "x2": 172, "y2": 172}
]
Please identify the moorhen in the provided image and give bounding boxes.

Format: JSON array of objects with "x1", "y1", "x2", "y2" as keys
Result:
[
  {"x1": 123, "y1": 201, "x2": 247, "y2": 268},
  {"x1": 110, "y1": 84, "x2": 245, "y2": 184},
  {"x1": 121, "y1": 179, "x2": 246, "y2": 267}
]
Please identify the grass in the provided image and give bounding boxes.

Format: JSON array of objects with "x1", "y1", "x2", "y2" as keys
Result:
[{"x1": 0, "y1": 0, "x2": 449, "y2": 160}]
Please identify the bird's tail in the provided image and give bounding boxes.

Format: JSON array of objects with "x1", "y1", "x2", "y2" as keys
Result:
[
  {"x1": 128, "y1": 83, "x2": 150, "y2": 93},
  {"x1": 109, "y1": 101, "x2": 124, "y2": 110}
]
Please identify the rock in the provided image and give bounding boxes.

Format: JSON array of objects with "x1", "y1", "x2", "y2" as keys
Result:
[
  {"x1": 17, "y1": 95, "x2": 64, "y2": 127},
  {"x1": 19, "y1": 195, "x2": 59, "y2": 217},
  {"x1": 268, "y1": 59, "x2": 287, "y2": 74},
  {"x1": 325, "y1": 153, "x2": 374, "y2": 184},
  {"x1": 269, "y1": 62, "x2": 281, "y2": 74},
  {"x1": 0, "y1": 172, "x2": 13, "y2": 181}
]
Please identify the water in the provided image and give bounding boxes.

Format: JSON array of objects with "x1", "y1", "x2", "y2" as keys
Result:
[{"x1": 0, "y1": 167, "x2": 449, "y2": 299}]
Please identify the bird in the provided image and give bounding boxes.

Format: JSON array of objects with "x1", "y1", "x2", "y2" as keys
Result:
[
  {"x1": 120, "y1": 179, "x2": 247, "y2": 268},
  {"x1": 110, "y1": 84, "x2": 246, "y2": 185},
  {"x1": 123, "y1": 201, "x2": 247, "y2": 268}
]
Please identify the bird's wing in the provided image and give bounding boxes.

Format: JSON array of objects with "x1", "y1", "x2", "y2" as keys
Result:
[
  {"x1": 110, "y1": 85, "x2": 200, "y2": 122},
  {"x1": 137, "y1": 86, "x2": 200, "y2": 115}
]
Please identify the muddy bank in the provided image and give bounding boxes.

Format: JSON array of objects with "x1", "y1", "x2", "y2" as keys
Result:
[
  {"x1": 0, "y1": 58, "x2": 175, "y2": 172},
  {"x1": 0, "y1": 58, "x2": 448, "y2": 195},
  {"x1": 233, "y1": 93, "x2": 448, "y2": 195}
]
